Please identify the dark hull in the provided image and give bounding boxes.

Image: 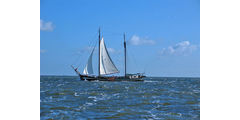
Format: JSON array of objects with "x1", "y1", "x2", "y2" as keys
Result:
[
  {"x1": 79, "y1": 74, "x2": 144, "y2": 82},
  {"x1": 72, "y1": 65, "x2": 145, "y2": 82}
]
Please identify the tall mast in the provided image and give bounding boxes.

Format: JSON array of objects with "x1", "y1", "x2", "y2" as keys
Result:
[
  {"x1": 98, "y1": 28, "x2": 101, "y2": 76},
  {"x1": 124, "y1": 33, "x2": 127, "y2": 77}
]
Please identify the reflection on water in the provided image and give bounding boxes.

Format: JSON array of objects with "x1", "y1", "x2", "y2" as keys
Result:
[{"x1": 41, "y1": 76, "x2": 200, "y2": 120}]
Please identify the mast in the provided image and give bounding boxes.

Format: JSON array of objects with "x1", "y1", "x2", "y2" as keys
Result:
[
  {"x1": 124, "y1": 33, "x2": 127, "y2": 77},
  {"x1": 98, "y1": 28, "x2": 101, "y2": 76}
]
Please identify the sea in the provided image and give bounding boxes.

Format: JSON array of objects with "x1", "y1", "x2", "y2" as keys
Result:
[{"x1": 40, "y1": 76, "x2": 200, "y2": 120}]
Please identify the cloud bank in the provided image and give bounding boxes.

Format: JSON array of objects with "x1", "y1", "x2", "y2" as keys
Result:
[
  {"x1": 129, "y1": 35, "x2": 155, "y2": 46},
  {"x1": 40, "y1": 19, "x2": 54, "y2": 31},
  {"x1": 159, "y1": 41, "x2": 197, "y2": 56}
]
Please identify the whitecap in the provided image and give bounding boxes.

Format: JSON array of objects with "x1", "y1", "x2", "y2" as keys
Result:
[
  {"x1": 144, "y1": 81, "x2": 158, "y2": 83},
  {"x1": 152, "y1": 100, "x2": 161, "y2": 104},
  {"x1": 56, "y1": 84, "x2": 64, "y2": 87},
  {"x1": 74, "y1": 92, "x2": 79, "y2": 96},
  {"x1": 113, "y1": 93, "x2": 119, "y2": 96},
  {"x1": 88, "y1": 96, "x2": 97, "y2": 99},
  {"x1": 86, "y1": 102, "x2": 94, "y2": 106},
  {"x1": 88, "y1": 96, "x2": 98, "y2": 102},
  {"x1": 117, "y1": 108, "x2": 124, "y2": 112}
]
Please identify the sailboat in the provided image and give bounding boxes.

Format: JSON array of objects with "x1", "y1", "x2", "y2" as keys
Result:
[{"x1": 71, "y1": 28, "x2": 146, "y2": 81}]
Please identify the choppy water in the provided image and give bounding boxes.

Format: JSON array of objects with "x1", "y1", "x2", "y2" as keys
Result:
[{"x1": 40, "y1": 76, "x2": 199, "y2": 120}]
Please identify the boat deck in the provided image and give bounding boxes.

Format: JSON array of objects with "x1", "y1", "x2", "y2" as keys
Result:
[{"x1": 80, "y1": 75, "x2": 144, "y2": 82}]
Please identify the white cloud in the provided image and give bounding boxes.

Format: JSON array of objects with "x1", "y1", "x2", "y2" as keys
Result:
[
  {"x1": 159, "y1": 41, "x2": 197, "y2": 56},
  {"x1": 40, "y1": 19, "x2": 54, "y2": 31},
  {"x1": 129, "y1": 35, "x2": 155, "y2": 46},
  {"x1": 107, "y1": 48, "x2": 121, "y2": 54}
]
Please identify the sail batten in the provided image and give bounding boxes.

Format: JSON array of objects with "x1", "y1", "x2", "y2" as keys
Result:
[{"x1": 100, "y1": 38, "x2": 119, "y2": 75}]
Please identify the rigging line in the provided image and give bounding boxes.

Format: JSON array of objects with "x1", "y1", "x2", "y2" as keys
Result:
[
  {"x1": 127, "y1": 41, "x2": 142, "y2": 73},
  {"x1": 72, "y1": 53, "x2": 83, "y2": 66},
  {"x1": 110, "y1": 52, "x2": 122, "y2": 75},
  {"x1": 88, "y1": 31, "x2": 99, "y2": 49},
  {"x1": 71, "y1": 48, "x2": 86, "y2": 68},
  {"x1": 125, "y1": 50, "x2": 134, "y2": 72},
  {"x1": 127, "y1": 50, "x2": 138, "y2": 73},
  {"x1": 71, "y1": 32, "x2": 96, "y2": 65},
  {"x1": 73, "y1": 31, "x2": 98, "y2": 68},
  {"x1": 76, "y1": 38, "x2": 98, "y2": 69}
]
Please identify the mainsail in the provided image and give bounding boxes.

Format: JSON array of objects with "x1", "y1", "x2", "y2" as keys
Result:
[
  {"x1": 100, "y1": 37, "x2": 119, "y2": 75},
  {"x1": 83, "y1": 46, "x2": 95, "y2": 75}
]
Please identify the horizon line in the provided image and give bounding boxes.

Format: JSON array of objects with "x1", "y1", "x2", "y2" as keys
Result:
[{"x1": 40, "y1": 74, "x2": 200, "y2": 78}]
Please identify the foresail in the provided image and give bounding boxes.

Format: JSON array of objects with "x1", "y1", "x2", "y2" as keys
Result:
[
  {"x1": 83, "y1": 46, "x2": 95, "y2": 75},
  {"x1": 100, "y1": 38, "x2": 119, "y2": 75}
]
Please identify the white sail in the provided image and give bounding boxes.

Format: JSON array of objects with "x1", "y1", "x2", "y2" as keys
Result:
[
  {"x1": 100, "y1": 37, "x2": 119, "y2": 75},
  {"x1": 83, "y1": 47, "x2": 95, "y2": 75}
]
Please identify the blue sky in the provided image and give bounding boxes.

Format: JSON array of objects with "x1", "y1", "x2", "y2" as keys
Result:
[{"x1": 40, "y1": 0, "x2": 200, "y2": 77}]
